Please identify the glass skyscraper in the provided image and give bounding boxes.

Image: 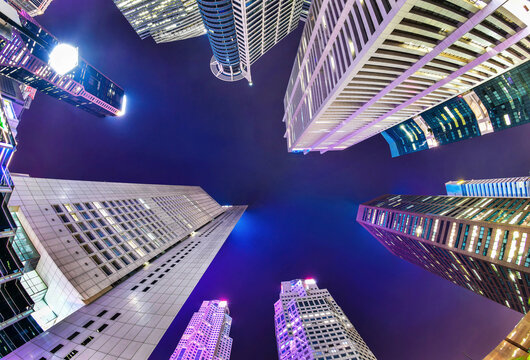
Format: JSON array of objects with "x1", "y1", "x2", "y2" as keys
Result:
[
  {"x1": 3, "y1": 175, "x2": 246, "y2": 359},
  {"x1": 197, "y1": 0, "x2": 243, "y2": 82},
  {"x1": 483, "y1": 311, "x2": 530, "y2": 359},
  {"x1": 0, "y1": 6, "x2": 126, "y2": 117},
  {"x1": 113, "y1": 0, "x2": 206, "y2": 43},
  {"x1": 199, "y1": 0, "x2": 308, "y2": 83},
  {"x1": 357, "y1": 193, "x2": 530, "y2": 313},
  {"x1": 7, "y1": 0, "x2": 53, "y2": 17},
  {"x1": 170, "y1": 300, "x2": 232, "y2": 360},
  {"x1": 0, "y1": 75, "x2": 34, "y2": 139},
  {"x1": 274, "y1": 278, "x2": 377, "y2": 360},
  {"x1": 0, "y1": 91, "x2": 42, "y2": 357},
  {"x1": 446, "y1": 176, "x2": 530, "y2": 198},
  {"x1": 381, "y1": 61, "x2": 530, "y2": 157}
]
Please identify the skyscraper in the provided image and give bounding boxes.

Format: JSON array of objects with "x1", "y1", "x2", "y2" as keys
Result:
[
  {"x1": 381, "y1": 61, "x2": 530, "y2": 157},
  {"x1": 483, "y1": 310, "x2": 530, "y2": 359},
  {"x1": 6, "y1": 0, "x2": 53, "y2": 17},
  {"x1": 199, "y1": 0, "x2": 308, "y2": 83},
  {"x1": 446, "y1": 176, "x2": 530, "y2": 198},
  {"x1": 0, "y1": 5, "x2": 126, "y2": 117},
  {"x1": 170, "y1": 300, "x2": 232, "y2": 360},
  {"x1": 113, "y1": 0, "x2": 309, "y2": 83},
  {"x1": 282, "y1": 0, "x2": 530, "y2": 153},
  {"x1": 274, "y1": 278, "x2": 377, "y2": 360},
  {"x1": 112, "y1": 0, "x2": 206, "y2": 43},
  {"x1": 3, "y1": 175, "x2": 246, "y2": 359},
  {"x1": 357, "y1": 193, "x2": 530, "y2": 313},
  {"x1": 0, "y1": 92, "x2": 42, "y2": 357}
]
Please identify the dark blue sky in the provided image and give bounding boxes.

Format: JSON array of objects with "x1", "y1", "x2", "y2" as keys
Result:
[{"x1": 11, "y1": 1, "x2": 530, "y2": 359}]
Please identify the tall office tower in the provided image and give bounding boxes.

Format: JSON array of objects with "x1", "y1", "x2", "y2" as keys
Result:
[
  {"x1": 170, "y1": 300, "x2": 232, "y2": 360},
  {"x1": 198, "y1": 0, "x2": 307, "y2": 83},
  {"x1": 274, "y1": 279, "x2": 377, "y2": 360},
  {"x1": 6, "y1": 0, "x2": 53, "y2": 17},
  {"x1": 357, "y1": 193, "x2": 530, "y2": 313},
  {"x1": 381, "y1": 61, "x2": 530, "y2": 157},
  {"x1": 4, "y1": 175, "x2": 246, "y2": 359},
  {"x1": 0, "y1": 5, "x2": 126, "y2": 117},
  {"x1": 113, "y1": 0, "x2": 206, "y2": 43},
  {"x1": 446, "y1": 176, "x2": 530, "y2": 198},
  {"x1": 483, "y1": 311, "x2": 530, "y2": 359},
  {"x1": 0, "y1": 95, "x2": 42, "y2": 357},
  {"x1": 282, "y1": 0, "x2": 530, "y2": 153}
]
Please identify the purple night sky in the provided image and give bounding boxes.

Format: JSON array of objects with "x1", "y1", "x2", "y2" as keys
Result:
[{"x1": 10, "y1": 1, "x2": 530, "y2": 359}]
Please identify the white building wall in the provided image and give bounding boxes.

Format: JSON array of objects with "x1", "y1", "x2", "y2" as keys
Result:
[{"x1": 4, "y1": 205, "x2": 245, "y2": 360}]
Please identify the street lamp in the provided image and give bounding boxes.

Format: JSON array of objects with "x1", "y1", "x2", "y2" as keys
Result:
[{"x1": 48, "y1": 43, "x2": 78, "y2": 75}]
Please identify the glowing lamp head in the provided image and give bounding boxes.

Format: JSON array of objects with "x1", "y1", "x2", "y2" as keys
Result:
[
  {"x1": 305, "y1": 278, "x2": 316, "y2": 285},
  {"x1": 49, "y1": 43, "x2": 79, "y2": 75},
  {"x1": 219, "y1": 300, "x2": 228, "y2": 307},
  {"x1": 117, "y1": 95, "x2": 127, "y2": 116}
]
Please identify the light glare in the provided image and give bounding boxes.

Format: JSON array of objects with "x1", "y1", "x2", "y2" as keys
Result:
[
  {"x1": 118, "y1": 95, "x2": 127, "y2": 116},
  {"x1": 48, "y1": 43, "x2": 79, "y2": 75}
]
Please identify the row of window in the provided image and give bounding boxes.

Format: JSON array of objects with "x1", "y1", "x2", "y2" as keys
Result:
[
  {"x1": 38, "y1": 312, "x2": 120, "y2": 360},
  {"x1": 130, "y1": 240, "x2": 201, "y2": 293}
]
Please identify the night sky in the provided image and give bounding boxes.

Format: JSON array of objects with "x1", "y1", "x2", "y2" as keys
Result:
[{"x1": 10, "y1": 1, "x2": 530, "y2": 359}]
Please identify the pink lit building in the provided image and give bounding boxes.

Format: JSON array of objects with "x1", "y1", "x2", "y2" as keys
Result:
[
  {"x1": 170, "y1": 300, "x2": 233, "y2": 360},
  {"x1": 274, "y1": 279, "x2": 377, "y2": 360}
]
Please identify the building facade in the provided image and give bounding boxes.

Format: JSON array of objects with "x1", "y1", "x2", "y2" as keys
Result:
[
  {"x1": 113, "y1": 0, "x2": 309, "y2": 83},
  {"x1": 0, "y1": 93, "x2": 42, "y2": 357},
  {"x1": 197, "y1": 0, "x2": 243, "y2": 82},
  {"x1": 0, "y1": 75, "x2": 34, "y2": 139},
  {"x1": 381, "y1": 61, "x2": 530, "y2": 157},
  {"x1": 274, "y1": 278, "x2": 377, "y2": 360},
  {"x1": 2, "y1": 175, "x2": 245, "y2": 359},
  {"x1": 7, "y1": 0, "x2": 53, "y2": 17},
  {"x1": 483, "y1": 310, "x2": 530, "y2": 359},
  {"x1": 170, "y1": 300, "x2": 232, "y2": 360},
  {"x1": 0, "y1": 5, "x2": 126, "y2": 117},
  {"x1": 282, "y1": 0, "x2": 530, "y2": 153},
  {"x1": 113, "y1": 0, "x2": 206, "y2": 43},
  {"x1": 199, "y1": 0, "x2": 308, "y2": 83},
  {"x1": 446, "y1": 176, "x2": 530, "y2": 198},
  {"x1": 357, "y1": 193, "x2": 530, "y2": 314}
]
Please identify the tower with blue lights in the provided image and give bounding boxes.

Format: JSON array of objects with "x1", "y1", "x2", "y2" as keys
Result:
[
  {"x1": 197, "y1": 0, "x2": 243, "y2": 82},
  {"x1": 381, "y1": 61, "x2": 530, "y2": 157},
  {"x1": 112, "y1": 0, "x2": 206, "y2": 43}
]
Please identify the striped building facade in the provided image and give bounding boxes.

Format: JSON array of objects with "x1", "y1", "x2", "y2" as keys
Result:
[
  {"x1": 282, "y1": 0, "x2": 530, "y2": 153},
  {"x1": 357, "y1": 193, "x2": 530, "y2": 313}
]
